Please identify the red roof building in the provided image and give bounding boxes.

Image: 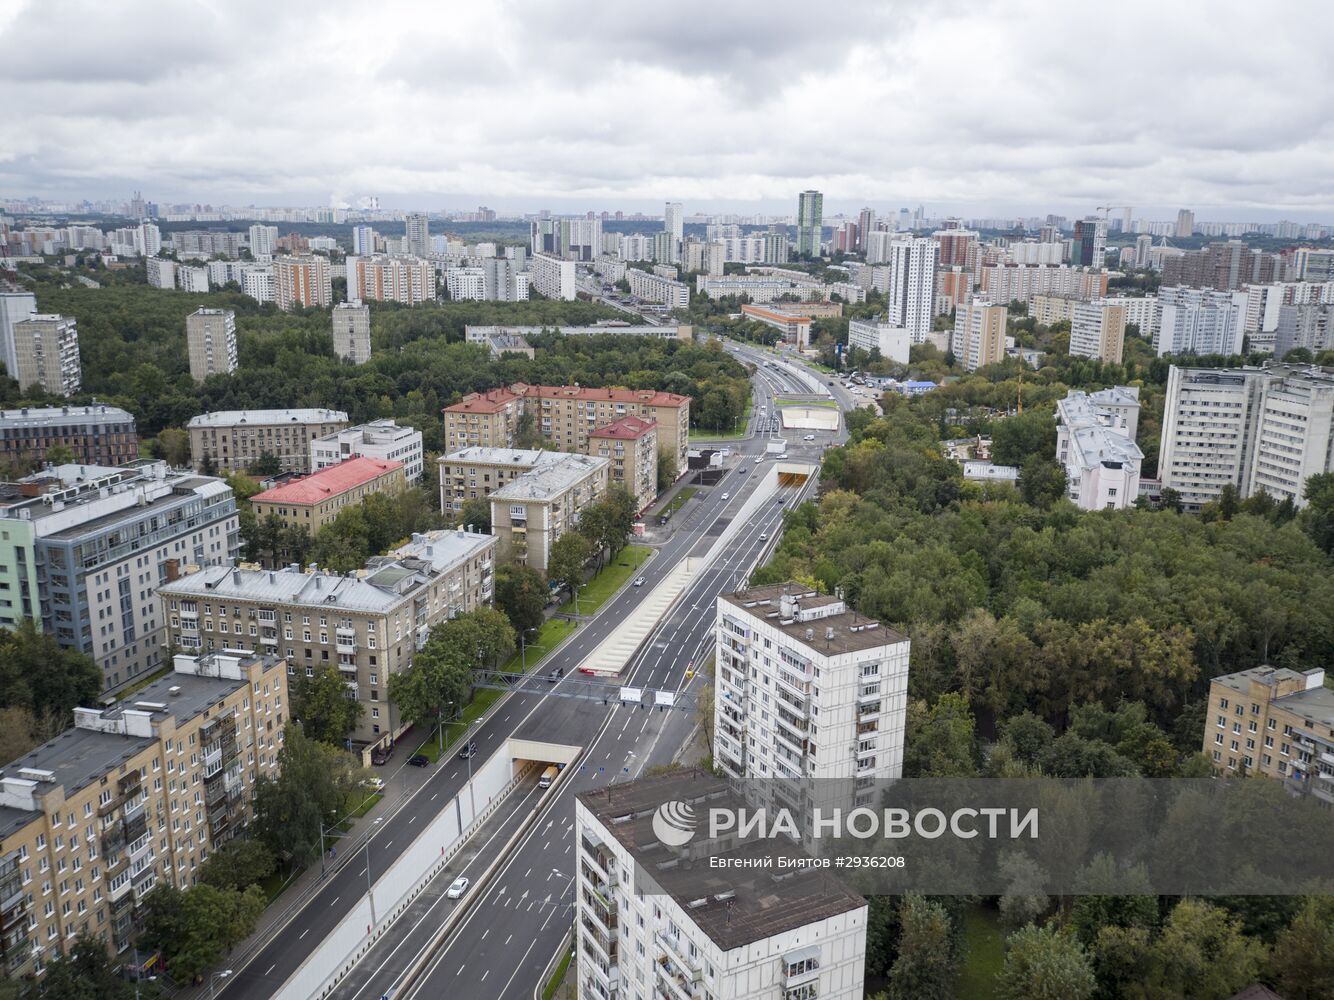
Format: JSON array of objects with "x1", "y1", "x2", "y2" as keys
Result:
[{"x1": 250, "y1": 456, "x2": 406, "y2": 533}]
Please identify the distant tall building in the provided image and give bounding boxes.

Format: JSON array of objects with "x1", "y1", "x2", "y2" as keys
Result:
[
  {"x1": 530, "y1": 217, "x2": 601, "y2": 262},
  {"x1": 0, "y1": 290, "x2": 37, "y2": 382},
  {"x1": 12, "y1": 314, "x2": 80, "y2": 396},
  {"x1": 1070, "y1": 299, "x2": 1128, "y2": 363},
  {"x1": 351, "y1": 225, "x2": 377, "y2": 255},
  {"x1": 332, "y1": 301, "x2": 372, "y2": 364},
  {"x1": 272, "y1": 254, "x2": 333, "y2": 310},
  {"x1": 186, "y1": 307, "x2": 238, "y2": 382},
  {"x1": 1155, "y1": 286, "x2": 1245, "y2": 357},
  {"x1": 404, "y1": 212, "x2": 430, "y2": 257},
  {"x1": 764, "y1": 226, "x2": 789, "y2": 264},
  {"x1": 1176, "y1": 209, "x2": 1195, "y2": 239},
  {"x1": 857, "y1": 207, "x2": 877, "y2": 252},
  {"x1": 346, "y1": 254, "x2": 435, "y2": 305},
  {"x1": 1070, "y1": 217, "x2": 1106, "y2": 268},
  {"x1": 952, "y1": 300, "x2": 1007, "y2": 371},
  {"x1": 247, "y1": 224, "x2": 278, "y2": 258},
  {"x1": 664, "y1": 201, "x2": 683, "y2": 242},
  {"x1": 886, "y1": 237, "x2": 937, "y2": 344},
  {"x1": 530, "y1": 252, "x2": 576, "y2": 300},
  {"x1": 1134, "y1": 233, "x2": 1154, "y2": 268},
  {"x1": 796, "y1": 189, "x2": 823, "y2": 256}
]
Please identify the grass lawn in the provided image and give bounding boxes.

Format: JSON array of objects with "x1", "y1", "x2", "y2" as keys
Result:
[
  {"x1": 689, "y1": 398, "x2": 753, "y2": 440},
  {"x1": 499, "y1": 618, "x2": 576, "y2": 673},
  {"x1": 958, "y1": 904, "x2": 1005, "y2": 999},
  {"x1": 560, "y1": 545, "x2": 652, "y2": 615},
  {"x1": 660, "y1": 486, "x2": 697, "y2": 518},
  {"x1": 775, "y1": 396, "x2": 840, "y2": 409},
  {"x1": 542, "y1": 947, "x2": 575, "y2": 1000},
  {"x1": 259, "y1": 865, "x2": 303, "y2": 905}
]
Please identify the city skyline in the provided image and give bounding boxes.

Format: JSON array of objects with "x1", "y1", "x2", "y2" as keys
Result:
[{"x1": 4, "y1": 1, "x2": 1334, "y2": 220}]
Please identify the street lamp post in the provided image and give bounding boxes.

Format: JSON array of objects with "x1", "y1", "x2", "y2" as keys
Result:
[
  {"x1": 365, "y1": 835, "x2": 377, "y2": 926},
  {"x1": 520, "y1": 627, "x2": 538, "y2": 671},
  {"x1": 209, "y1": 969, "x2": 233, "y2": 1000}
]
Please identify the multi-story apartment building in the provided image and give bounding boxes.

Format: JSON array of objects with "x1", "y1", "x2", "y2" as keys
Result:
[
  {"x1": 1070, "y1": 217, "x2": 1107, "y2": 268},
  {"x1": 587, "y1": 415, "x2": 657, "y2": 511},
  {"x1": 796, "y1": 189, "x2": 824, "y2": 256},
  {"x1": 1161, "y1": 240, "x2": 1279, "y2": 292},
  {"x1": 626, "y1": 268, "x2": 689, "y2": 310},
  {"x1": 0, "y1": 405, "x2": 137, "y2": 470},
  {"x1": 847, "y1": 317, "x2": 910, "y2": 363},
  {"x1": 465, "y1": 323, "x2": 691, "y2": 344},
  {"x1": 442, "y1": 388, "x2": 524, "y2": 452},
  {"x1": 250, "y1": 457, "x2": 405, "y2": 535},
  {"x1": 0, "y1": 291, "x2": 37, "y2": 383},
  {"x1": 158, "y1": 529, "x2": 496, "y2": 748},
  {"x1": 573, "y1": 771, "x2": 868, "y2": 1000},
  {"x1": 241, "y1": 266, "x2": 273, "y2": 304},
  {"x1": 1176, "y1": 209, "x2": 1195, "y2": 239},
  {"x1": 490, "y1": 454, "x2": 609, "y2": 571},
  {"x1": 1203, "y1": 665, "x2": 1332, "y2": 805},
  {"x1": 1069, "y1": 299, "x2": 1128, "y2": 363},
  {"x1": 185, "y1": 308, "x2": 238, "y2": 383},
  {"x1": 311, "y1": 420, "x2": 423, "y2": 482},
  {"x1": 1103, "y1": 294, "x2": 1158, "y2": 339},
  {"x1": 332, "y1": 301, "x2": 372, "y2": 364},
  {"x1": 187, "y1": 408, "x2": 349, "y2": 475},
  {"x1": 0, "y1": 460, "x2": 239, "y2": 690},
  {"x1": 979, "y1": 264, "x2": 1108, "y2": 304},
  {"x1": 530, "y1": 252, "x2": 576, "y2": 301},
  {"x1": 1158, "y1": 362, "x2": 1334, "y2": 510},
  {"x1": 885, "y1": 237, "x2": 937, "y2": 344},
  {"x1": 530, "y1": 218, "x2": 601, "y2": 262},
  {"x1": 714, "y1": 584, "x2": 911, "y2": 804},
  {"x1": 952, "y1": 300, "x2": 1007, "y2": 371},
  {"x1": 444, "y1": 267, "x2": 487, "y2": 301},
  {"x1": 272, "y1": 254, "x2": 332, "y2": 311},
  {"x1": 1030, "y1": 294, "x2": 1080, "y2": 327},
  {"x1": 403, "y1": 212, "x2": 429, "y2": 258},
  {"x1": 248, "y1": 223, "x2": 278, "y2": 258},
  {"x1": 0, "y1": 650, "x2": 286, "y2": 976},
  {"x1": 1154, "y1": 286, "x2": 1245, "y2": 357},
  {"x1": 443, "y1": 384, "x2": 691, "y2": 476},
  {"x1": 346, "y1": 255, "x2": 435, "y2": 305},
  {"x1": 933, "y1": 228, "x2": 980, "y2": 269},
  {"x1": 741, "y1": 304, "x2": 812, "y2": 351},
  {"x1": 1055, "y1": 387, "x2": 1142, "y2": 510},
  {"x1": 12, "y1": 315, "x2": 80, "y2": 396},
  {"x1": 437, "y1": 447, "x2": 567, "y2": 515},
  {"x1": 145, "y1": 258, "x2": 177, "y2": 290},
  {"x1": 1275, "y1": 303, "x2": 1333, "y2": 357}
]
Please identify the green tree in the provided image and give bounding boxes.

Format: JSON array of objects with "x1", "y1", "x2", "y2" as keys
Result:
[
  {"x1": 494, "y1": 563, "x2": 548, "y2": 636},
  {"x1": 995, "y1": 924, "x2": 1096, "y2": 1000},
  {"x1": 1019, "y1": 456, "x2": 1068, "y2": 508},
  {"x1": 459, "y1": 496, "x2": 492, "y2": 534},
  {"x1": 1271, "y1": 897, "x2": 1334, "y2": 1000},
  {"x1": 1303, "y1": 471, "x2": 1334, "y2": 555},
  {"x1": 656, "y1": 445, "x2": 679, "y2": 492},
  {"x1": 548, "y1": 531, "x2": 593, "y2": 602},
  {"x1": 887, "y1": 895, "x2": 957, "y2": 1000},
  {"x1": 252, "y1": 726, "x2": 361, "y2": 866},
  {"x1": 36, "y1": 931, "x2": 139, "y2": 998},
  {"x1": 197, "y1": 837, "x2": 277, "y2": 892},
  {"x1": 427, "y1": 607, "x2": 516, "y2": 669},
  {"x1": 903, "y1": 694, "x2": 978, "y2": 777},
  {"x1": 1135, "y1": 899, "x2": 1269, "y2": 999},
  {"x1": 0, "y1": 620, "x2": 102, "y2": 732},
  {"x1": 291, "y1": 664, "x2": 364, "y2": 746},
  {"x1": 250, "y1": 451, "x2": 281, "y2": 477},
  {"x1": 155, "y1": 427, "x2": 193, "y2": 467},
  {"x1": 991, "y1": 408, "x2": 1057, "y2": 466},
  {"x1": 44, "y1": 444, "x2": 75, "y2": 466}
]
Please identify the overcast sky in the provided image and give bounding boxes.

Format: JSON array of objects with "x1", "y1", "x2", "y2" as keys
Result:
[{"x1": 4, "y1": 0, "x2": 1333, "y2": 221}]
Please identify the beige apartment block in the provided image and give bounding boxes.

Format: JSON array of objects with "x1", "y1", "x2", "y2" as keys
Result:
[
  {"x1": 187, "y1": 408, "x2": 349, "y2": 474},
  {"x1": 586, "y1": 414, "x2": 658, "y2": 511},
  {"x1": 186, "y1": 308, "x2": 238, "y2": 382},
  {"x1": 0, "y1": 651, "x2": 286, "y2": 976},
  {"x1": 250, "y1": 456, "x2": 406, "y2": 534},
  {"x1": 12, "y1": 314, "x2": 80, "y2": 396},
  {"x1": 489, "y1": 454, "x2": 609, "y2": 571},
  {"x1": 332, "y1": 301, "x2": 372, "y2": 364}
]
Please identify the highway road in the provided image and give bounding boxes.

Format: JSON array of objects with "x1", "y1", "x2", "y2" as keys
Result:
[{"x1": 220, "y1": 343, "x2": 844, "y2": 1000}]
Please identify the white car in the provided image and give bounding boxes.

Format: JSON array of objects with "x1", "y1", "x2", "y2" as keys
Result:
[
  {"x1": 721, "y1": 492, "x2": 731, "y2": 500},
  {"x1": 804, "y1": 434, "x2": 816, "y2": 441},
  {"x1": 446, "y1": 876, "x2": 470, "y2": 899},
  {"x1": 362, "y1": 776, "x2": 385, "y2": 792}
]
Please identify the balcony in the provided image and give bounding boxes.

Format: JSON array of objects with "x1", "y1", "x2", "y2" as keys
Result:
[
  {"x1": 336, "y1": 630, "x2": 357, "y2": 653},
  {"x1": 656, "y1": 931, "x2": 701, "y2": 979},
  {"x1": 203, "y1": 748, "x2": 224, "y2": 778}
]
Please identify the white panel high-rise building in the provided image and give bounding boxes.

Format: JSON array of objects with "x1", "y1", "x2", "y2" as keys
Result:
[
  {"x1": 664, "y1": 201, "x2": 683, "y2": 242},
  {"x1": 185, "y1": 308, "x2": 238, "y2": 383},
  {"x1": 332, "y1": 302, "x2": 372, "y2": 364},
  {"x1": 886, "y1": 237, "x2": 938, "y2": 344},
  {"x1": 351, "y1": 225, "x2": 377, "y2": 256},
  {"x1": 530, "y1": 252, "x2": 576, "y2": 300},
  {"x1": 0, "y1": 291, "x2": 38, "y2": 383},
  {"x1": 1154, "y1": 286, "x2": 1245, "y2": 357},
  {"x1": 404, "y1": 212, "x2": 429, "y2": 258},
  {"x1": 247, "y1": 224, "x2": 278, "y2": 258}
]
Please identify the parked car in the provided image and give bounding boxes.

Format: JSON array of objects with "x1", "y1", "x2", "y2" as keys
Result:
[
  {"x1": 371, "y1": 749, "x2": 390, "y2": 766},
  {"x1": 362, "y1": 776, "x2": 385, "y2": 791},
  {"x1": 407, "y1": 754, "x2": 430, "y2": 767},
  {"x1": 633, "y1": 576, "x2": 647, "y2": 587},
  {"x1": 446, "y1": 876, "x2": 470, "y2": 899},
  {"x1": 458, "y1": 742, "x2": 478, "y2": 759}
]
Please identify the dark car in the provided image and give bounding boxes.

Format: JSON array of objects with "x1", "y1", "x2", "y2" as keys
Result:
[
  {"x1": 407, "y1": 753, "x2": 430, "y2": 767},
  {"x1": 458, "y1": 742, "x2": 478, "y2": 760},
  {"x1": 371, "y1": 749, "x2": 390, "y2": 766},
  {"x1": 547, "y1": 667, "x2": 564, "y2": 682}
]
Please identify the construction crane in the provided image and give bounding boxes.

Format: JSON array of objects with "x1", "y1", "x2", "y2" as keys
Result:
[{"x1": 1096, "y1": 205, "x2": 1132, "y2": 220}]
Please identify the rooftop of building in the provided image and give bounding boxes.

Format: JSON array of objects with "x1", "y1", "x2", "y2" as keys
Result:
[
  {"x1": 578, "y1": 770, "x2": 865, "y2": 952},
  {"x1": 315, "y1": 420, "x2": 418, "y2": 444},
  {"x1": 720, "y1": 583, "x2": 908, "y2": 654},
  {"x1": 0, "y1": 402, "x2": 132, "y2": 426},
  {"x1": 443, "y1": 387, "x2": 521, "y2": 414},
  {"x1": 490, "y1": 453, "x2": 608, "y2": 502},
  {"x1": 1213, "y1": 666, "x2": 1334, "y2": 731},
  {"x1": 251, "y1": 457, "x2": 403, "y2": 506},
  {"x1": 1057, "y1": 390, "x2": 1144, "y2": 468},
  {"x1": 189, "y1": 307, "x2": 232, "y2": 317},
  {"x1": 186, "y1": 408, "x2": 348, "y2": 428},
  {"x1": 512, "y1": 383, "x2": 689, "y2": 408},
  {"x1": 589, "y1": 415, "x2": 656, "y2": 440},
  {"x1": 741, "y1": 304, "x2": 812, "y2": 322},
  {"x1": 440, "y1": 446, "x2": 566, "y2": 467},
  {"x1": 156, "y1": 528, "x2": 493, "y2": 612},
  {"x1": 0, "y1": 652, "x2": 281, "y2": 838}
]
